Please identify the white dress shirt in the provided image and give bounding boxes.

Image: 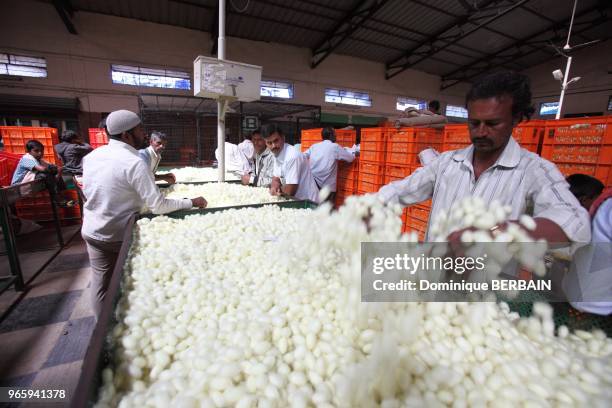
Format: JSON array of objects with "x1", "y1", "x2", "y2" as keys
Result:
[
  {"x1": 304, "y1": 140, "x2": 355, "y2": 192},
  {"x1": 564, "y1": 199, "x2": 612, "y2": 315},
  {"x1": 138, "y1": 145, "x2": 161, "y2": 174},
  {"x1": 82, "y1": 139, "x2": 192, "y2": 242},
  {"x1": 215, "y1": 142, "x2": 251, "y2": 174},
  {"x1": 273, "y1": 143, "x2": 320, "y2": 203},
  {"x1": 378, "y1": 137, "x2": 590, "y2": 242}
]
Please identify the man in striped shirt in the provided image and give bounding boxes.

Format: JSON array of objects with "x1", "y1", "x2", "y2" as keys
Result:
[{"x1": 378, "y1": 71, "x2": 590, "y2": 244}]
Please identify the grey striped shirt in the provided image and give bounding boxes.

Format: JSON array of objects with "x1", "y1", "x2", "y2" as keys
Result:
[{"x1": 378, "y1": 137, "x2": 591, "y2": 242}]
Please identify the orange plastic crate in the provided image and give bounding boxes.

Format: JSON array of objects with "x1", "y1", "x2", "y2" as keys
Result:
[
  {"x1": 360, "y1": 149, "x2": 386, "y2": 163},
  {"x1": 338, "y1": 159, "x2": 359, "y2": 178},
  {"x1": 541, "y1": 117, "x2": 612, "y2": 185},
  {"x1": 410, "y1": 204, "x2": 431, "y2": 222},
  {"x1": 405, "y1": 216, "x2": 428, "y2": 233},
  {"x1": 360, "y1": 128, "x2": 388, "y2": 142},
  {"x1": 359, "y1": 171, "x2": 384, "y2": 185},
  {"x1": 357, "y1": 179, "x2": 382, "y2": 194},
  {"x1": 384, "y1": 164, "x2": 414, "y2": 178},
  {"x1": 301, "y1": 140, "x2": 318, "y2": 152},
  {"x1": 443, "y1": 124, "x2": 470, "y2": 142},
  {"x1": 385, "y1": 150, "x2": 416, "y2": 165},
  {"x1": 335, "y1": 129, "x2": 356, "y2": 147},
  {"x1": 301, "y1": 128, "x2": 323, "y2": 142},
  {"x1": 15, "y1": 189, "x2": 81, "y2": 221},
  {"x1": 88, "y1": 128, "x2": 108, "y2": 149},
  {"x1": 384, "y1": 174, "x2": 404, "y2": 185},
  {"x1": 0, "y1": 126, "x2": 60, "y2": 165},
  {"x1": 337, "y1": 177, "x2": 357, "y2": 192}
]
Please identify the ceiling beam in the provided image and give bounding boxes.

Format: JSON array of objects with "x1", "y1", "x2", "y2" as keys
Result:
[
  {"x1": 52, "y1": 0, "x2": 77, "y2": 35},
  {"x1": 520, "y1": 4, "x2": 593, "y2": 43},
  {"x1": 386, "y1": 0, "x2": 531, "y2": 79},
  {"x1": 311, "y1": 0, "x2": 391, "y2": 69},
  {"x1": 440, "y1": 9, "x2": 611, "y2": 90}
]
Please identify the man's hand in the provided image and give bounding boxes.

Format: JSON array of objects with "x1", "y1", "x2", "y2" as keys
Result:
[
  {"x1": 163, "y1": 173, "x2": 176, "y2": 184},
  {"x1": 191, "y1": 197, "x2": 207, "y2": 208},
  {"x1": 270, "y1": 177, "x2": 282, "y2": 196},
  {"x1": 241, "y1": 174, "x2": 252, "y2": 185}
]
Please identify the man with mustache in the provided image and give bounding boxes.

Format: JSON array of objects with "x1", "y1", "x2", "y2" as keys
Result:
[
  {"x1": 378, "y1": 71, "x2": 590, "y2": 245},
  {"x1": 262, "y1": 123, "x2": 319, "y2": 203},
  {"x1": 139, "y1": 130, "x2": 176, "y2": 184}
]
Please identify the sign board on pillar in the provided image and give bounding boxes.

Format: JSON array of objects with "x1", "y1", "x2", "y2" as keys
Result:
[{"x1": 194, "y1": 56, "x2": 262, "y2": 102}]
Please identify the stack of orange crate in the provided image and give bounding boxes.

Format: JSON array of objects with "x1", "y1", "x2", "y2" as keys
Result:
[
  {"x1": 542, "y1": 117, "x2": 611, "y2": 187},
  {"x1": 335, "y1": 157, "x2": 359, "y2": 207},
  {"x1": 0, "y1": 126, "x2": 60, "y2": 164},
  {"x1": 335, "y1": 129, "x2": 356, "y2": 148},
  {"x1": 357, "y1": 128, "x2": 387, "y2": 195},
  {"x1": 89, "y1": 128, "x2": 108, "y2": 149},
  {"x1": 442, "y1": 122, "x2": 545, "y2": 153},
  {"x1": 388, "y1": 127, "x2": 443, "y2": 240},
  {"x1": 513, "y1": 120, "x2": 545, "y2": 153},
  {"x1": 442, "y1": 124, "x2": 470, "y2": 152},
  {"x1": 300, "y1": 128, "x2": 322, "y2": 152}
]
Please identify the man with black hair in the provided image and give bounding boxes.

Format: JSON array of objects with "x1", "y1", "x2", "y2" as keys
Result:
[
  {"x1": 139, "y1": 131, "x2": 176, "y2": 184},
  {"x1": 566, "y1": 174, "x2": 604, "y2": 210},
  {"x1": 82, "y1": 109, "x2": 207, "y2": 318},
  {"x1": 261, "y1": 123, "x2": 319, "y2": 202},
  {"x1": 11, "y1": 139, "x2": 73, "y2": 206},
  {"x1": 427, "y1": 100, "x2": 441, "y2": 115},
  {"x1": 54, "y1": 129, "x2": 93, "y2": 175},
  {"x1": 304, "y1": 127, "x2": 355, "y2": 202},
  {"x1": 378, "y1": 71, "x2": 589, "y2": 244},
  {"x1": 241, "y1": 128, "x2": 274, "y2": 187}
]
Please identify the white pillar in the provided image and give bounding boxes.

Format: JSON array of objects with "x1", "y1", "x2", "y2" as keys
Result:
[{"x1": 217, "y1": 0, "x2": 226, "y2": 182}]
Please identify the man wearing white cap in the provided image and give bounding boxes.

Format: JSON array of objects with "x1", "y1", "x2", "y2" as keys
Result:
[{"x1": 82, "y1": 109, "x2": 207, "y2": 319}]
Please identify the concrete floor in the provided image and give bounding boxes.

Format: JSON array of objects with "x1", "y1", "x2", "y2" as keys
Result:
[{"x1": 0, "y1": 228, "x2": 95, "y2": 407}]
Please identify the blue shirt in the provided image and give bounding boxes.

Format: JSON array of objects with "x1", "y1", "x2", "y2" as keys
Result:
[{"x1": 11, "y1": 155, "x2": 39, "y2": 185}]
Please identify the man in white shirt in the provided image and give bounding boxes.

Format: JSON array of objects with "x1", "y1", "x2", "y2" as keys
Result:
[
  {"x1": 138, "y1": 131, "x2": 176, "y2": 184},
  {"x1": 215, "y1": 142, "x2": 251, "y2": 175},
  {"x1": 378, "y1": 71, "x2": 590, "y2": 244},
  {"x1": 304, "y1": 127, "x2": 355, "y2": 203},
  {"x1": 82, "y1": 110, "x2": 207, "y2": 318},
  {"x1": 563, "y1": 187, "x2": 612, "y2": 317},
  {"x1": 241, "y1": 128, "x2": 275, "y2": 188},
  {"x1": 238, "y1": 133, "x2": 255, "y2": 173},
  {"x1": 262, "y1": 124, "x2": 319, "y2": 203}
]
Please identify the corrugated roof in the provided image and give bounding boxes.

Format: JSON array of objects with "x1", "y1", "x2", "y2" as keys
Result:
[{"x1": 44, "y1": 0, "x2": 611, "y2": 87}]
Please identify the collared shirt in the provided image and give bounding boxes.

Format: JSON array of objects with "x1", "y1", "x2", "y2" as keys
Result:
[
  {"x1": 11, "y1": 153, "x2": 40, "y2": 185},
  {"x1": 564, "y1": 198, "x2": 612, "y2": 315},
  {"x1": 251, "y1": 149, "x2": 275, "y2": 187},
  {"x1": 378, "y1": 137, "x2": 590, "y2": 242},
  {"x1": 82, "y1": 139, "x2": 192, "y2": 242},
  {"x1": 273, "y1": 143, "x2": 319, "y2": 203},
  {"x1": 215, "y1": 142, "x2": 251, "y2": 174},
  {"x1": 138, "y1": 145, "x2": 162, "y2": 174},
  {"x1": 304, "y1": 140, "x2": 355, "y2": 192}
]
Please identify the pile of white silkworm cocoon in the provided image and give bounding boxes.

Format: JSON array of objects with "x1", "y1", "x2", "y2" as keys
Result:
[
  {"x1": 429, "y1": 196, "x2": 548, "y2": 279},
  {"x1": 157, "y1": 167, "x2": 240, "y2": 182},
  {"x1": 95, "y1": 195, "x2": 612, "y2": 407},
  {"x1": 158, "y1": 182, "x2": 285, "y2": 209}
]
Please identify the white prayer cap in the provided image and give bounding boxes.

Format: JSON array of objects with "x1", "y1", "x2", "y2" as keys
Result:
[{"x1": 106, "y1": 110, "x2": 141, "y2": 135}]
